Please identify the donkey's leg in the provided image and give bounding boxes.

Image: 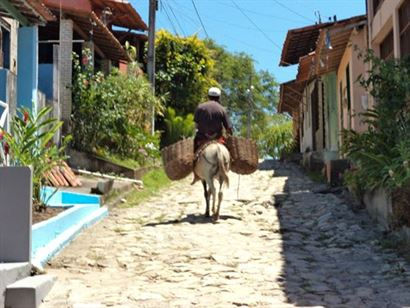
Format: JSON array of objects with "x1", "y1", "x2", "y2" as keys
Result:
[
  {"x1": 202, "y1": 180, "x2": 210, "y2": 217},
  {"x1": 208, "y1": 179, "x2": 217, "y2": 221},
  {"x1": 215, "y1": 179, "x2": 224, "y2": 221}
]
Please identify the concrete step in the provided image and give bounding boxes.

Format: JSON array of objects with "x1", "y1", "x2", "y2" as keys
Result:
[
  {"x1": 5, "y1": 274, "x2": 56, "y2": 308},
  {"x1": 0, "y1": 263, "x2": 31, "y2": 308}
]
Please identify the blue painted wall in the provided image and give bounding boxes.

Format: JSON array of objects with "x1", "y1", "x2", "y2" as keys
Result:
[
  {"x1": 0, "y1": 69, "x2": 8, "y2": 103},
  {"x1": 17, "y1": 26, "x2": 38, "y2": 113},
  {"x1": 38, "y1": 64, "x2": 53, "y2": 100}
]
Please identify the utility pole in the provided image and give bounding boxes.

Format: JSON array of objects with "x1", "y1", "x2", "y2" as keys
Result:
[
  {"x1": 147, "y1": 0, "x2": 157, "y2": 135},
  {"x1": 246, "y1": 76, "x2": 254, "y2": 139}
]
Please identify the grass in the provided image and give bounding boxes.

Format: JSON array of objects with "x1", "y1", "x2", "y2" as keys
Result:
[
  {"x1": 121, "y1": 168, "x2": 171, "y2": 208},
  {"x1": 95, "y1": 150, "x2": 140, "y2": 170}
]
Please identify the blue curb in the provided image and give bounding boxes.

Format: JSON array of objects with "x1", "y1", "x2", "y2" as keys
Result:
[{"x1": 32, "y1": 187, "x2": 108, "y2": 267}]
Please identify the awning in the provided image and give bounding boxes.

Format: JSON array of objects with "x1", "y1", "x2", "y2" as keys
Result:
[
  {"x1": 314, "y1": 15, "x2": 367, "y2": 75},
  {"x1": 0, "y1": 0, "x2": 55, "y2": 25},
  {"x1": 278, "y1": 80, "x2": 305, "y2": 114},
  {"x1": 70, "y1": 11, "x2": 129, "y2": 62},
  {"x1": 91, "y1": 0, "x2": 147, "y2": 31}
]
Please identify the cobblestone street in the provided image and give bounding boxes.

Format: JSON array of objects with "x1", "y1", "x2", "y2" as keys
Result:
[{"x1": 43, "y1": 161, "x2": 410, "y2": 307}]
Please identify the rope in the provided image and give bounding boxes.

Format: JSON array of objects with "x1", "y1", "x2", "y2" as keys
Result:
[{"x1": 237, "y1": 174, "x2": 240, "y2": 199}]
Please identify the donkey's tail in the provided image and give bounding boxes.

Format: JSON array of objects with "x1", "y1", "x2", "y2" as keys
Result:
[{"x1": 216, "y1": 145, "x2": 230, "y2": 188}]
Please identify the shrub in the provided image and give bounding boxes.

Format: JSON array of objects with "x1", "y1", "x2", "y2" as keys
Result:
[
  {"x1": 71, "y1": 50, "x2": 163, "y2": 165},
  {"x1": 342, "y1": 50, "x2": 410, "y2": 193},
  {"x1": 257, "y1": 116, "x2": 295, "y2": 159},
  {"x1": 0, "y1": 107, "x2": 70, "y2": 207},
  {"x1": 162, "y1": 107, "x2": 195, "y2": 147}
]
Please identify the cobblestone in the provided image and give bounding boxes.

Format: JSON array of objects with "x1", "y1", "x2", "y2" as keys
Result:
[{"x1": 43, "y1": 161, "x2": 410, "y2": 307}]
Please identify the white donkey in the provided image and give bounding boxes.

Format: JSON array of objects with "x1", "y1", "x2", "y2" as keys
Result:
[{"x1": 194, "y1": 142, "x2": 230, "y2": 221}]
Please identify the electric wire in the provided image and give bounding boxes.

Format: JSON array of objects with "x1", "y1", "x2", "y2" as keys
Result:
[
  {"x1": 167, "y1": 1, "x2": 283, "y2": 56},
  {"x1": 230, "y1": 0, "x2": 283, "y2": 51},
  {"x1": 191, "y1": 0, "x2": 209, "y2": 38},
  {"x1": 219, "y1": 2, "x2": 303, "y2": 24},
  {"x1": 271, "y1": 0, "x2": 314, "y2": 23},
  {"x1": 161, "y1": 0, "x2": 179, "y2": 36},
  {"x1": 165, "y1": 1, "x2": 186, "y2": 36}
]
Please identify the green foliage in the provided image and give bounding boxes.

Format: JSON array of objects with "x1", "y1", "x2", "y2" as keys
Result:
[
  {"x1": 257, "y1": 116, "x2": 295, "y2": 159},
  {"x1": 155, "y1": 30, "x2": 216, "y2": 115},
  {"x1": 72, "y1": 50, "x2": 163, "y2": 165},
  {"x1": 0, "y1": 107, "x2": 70, "y2": 205},
  {"x1": 205, "y1": 39, "x2": 279, "y2": 132},
  {"x1": 162, "y1": 107, "x2": 195, "y2": 147},
  {"x1": 342, "y1": 51, "x2": 410, "y2": 193},
  {"x1": 125, "y1": 41, "x2": 142, "y2": 76}
]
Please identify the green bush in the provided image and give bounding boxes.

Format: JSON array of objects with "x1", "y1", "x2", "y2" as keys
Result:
[
  {"x1": 71, "y1": 50, "x2": 163, "y2": 165},
  {"x1": 253, "y1": 114, "x2": 294, "y2": 159},
  {"x1": 342, "y1": 51, "x2": 410, "y2": 193},
  {"x1": 162, "y1": 107, "x2": 195, "y2": 147},
  {"x1": 0, "y1": 107, "x2": 70, "y2": 206}
]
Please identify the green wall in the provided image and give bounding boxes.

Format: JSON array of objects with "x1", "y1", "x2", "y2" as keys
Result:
[{"x1": 323, "y1": 72, "x2": 339, "y2": 152}]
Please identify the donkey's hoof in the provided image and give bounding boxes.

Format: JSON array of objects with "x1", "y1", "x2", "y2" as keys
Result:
[
  {"x1": 205, "y1": 212, "x2": 210, "y2": 218},
  {"x1": 212, "y1": 214, "x2": 219, "y2": 222}
]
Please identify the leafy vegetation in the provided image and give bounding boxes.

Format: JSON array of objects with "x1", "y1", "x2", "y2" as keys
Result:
[
  {"x1": 155, "y1": 30, "x2": 216, "y2": 115},
  {"x1": 258, "y1": 117, "x2": 295, "y2": 159},
  {"x1": 162, "y1": 107, "x2": 195, "y2": 147},
  {"x1": 0, "y1": 107, "x2": 70, "y2": 207},
  {"x1": 71, "y1": 50, "x2": 163, "y2": 166},
  {"x1": 342, "y1": 51, "x2": 410, "y2": 193}
]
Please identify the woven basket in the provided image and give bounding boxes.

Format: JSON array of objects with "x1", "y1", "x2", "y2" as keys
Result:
[
  {"x1": 161, "y1": 138, "x2": 194, "y2": 180},
  {"x1": 226, "y1": 136, "x2": 258, "y2": 175}
]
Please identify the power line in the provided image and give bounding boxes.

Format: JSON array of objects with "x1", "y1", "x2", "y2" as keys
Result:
[
  {"x1": 219, "y1": 2, "x2": 303, "y2": 24},
  {"x1": 168, "y1": 2, "x2": 284, "y2": 33},
  {"x1": 230, "y1": 0, "x2": 283, "y2": 51},
  {"x1": 271, "y1": 0, "x2": 314, "y2": 23},
  {"x1": 191, "y1": 0, "x2": 209, "y2": 38},
  {"x1": 165, "y1": 1, "x2": 186, "y2": 36},
  {"x1": 161, "y1": 0, "x2": 179, "y2": 36}
]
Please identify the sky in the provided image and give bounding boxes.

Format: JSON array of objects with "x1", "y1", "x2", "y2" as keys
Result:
[{"x1": 130, "y1": 0, "x2": 366, "y2": 84}]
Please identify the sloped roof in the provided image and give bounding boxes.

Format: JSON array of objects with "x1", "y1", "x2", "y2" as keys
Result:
[
  {"x1": 278, "y1": 80, "x2": 305, "y2": 114},
  {"x1": 314, "y1": 15, "x2": 367, "y2": 75},
  {"x1": 279, "y1": 15, "x2": 367, "y2": 67},
  {"x1": 0, "y1": 0, "x2": 55, "y2": 25},
  {"x1": 91, "y1": 0, "x2": 147, "y2": 31},
  {"x1": 70, "y1": 11, "x2": 129, "y2": 61},
  {"x1": 280, "y1": 22, "x2": 331, "y2": 66},
  {"x1": 113, "y1": 30, "x2": 148, "y2": 44}
]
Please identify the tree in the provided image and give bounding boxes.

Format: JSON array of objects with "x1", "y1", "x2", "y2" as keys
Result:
[
  {"x1": 205, "y1": 40, "x2": 278, "y2": 127},
  {"x1": 205, "y1": 39, "x2": 282, "y2": 154},
  {"x1": 155, "y1": 30, "x2": 216, "y2": 115}
]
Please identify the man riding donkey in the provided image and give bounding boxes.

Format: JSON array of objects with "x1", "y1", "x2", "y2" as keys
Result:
[{"x1": 191, "y1": 87, "x2": 233, "y2": 185}]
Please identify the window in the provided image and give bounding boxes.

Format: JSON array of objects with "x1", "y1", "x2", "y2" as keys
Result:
[
  {"x1": 373, "y1": 0, "x2": 384, "y2": 16},
  {"x1": 380, "y1": 30, "x2": 394, "y2": 60},
  {"x1": 399, "y1": 0, "x2": 410, "y2": 58}
]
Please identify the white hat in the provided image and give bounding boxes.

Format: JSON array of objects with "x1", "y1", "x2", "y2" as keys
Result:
[{"x1": 208, "y1": 87, "x2": 221, "y2": 97}]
